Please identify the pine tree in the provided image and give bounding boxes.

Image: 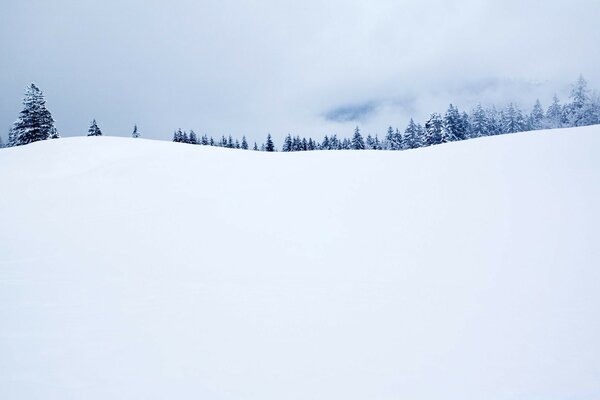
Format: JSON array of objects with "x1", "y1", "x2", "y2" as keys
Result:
[
  {"x1": 265, "y1": 134, "x2": 275, "y2": 152},
  {"x1": 132, "y1": 124, "x2": 140, "y2": 138},
  {"x1": 88, "y1": 119, "x2": 102, "y2": 136},
  {"x1": 241, "y1": 136, "x2": 249, "y2": 150},
  {"x1": 351, "y1": 126, "x2": 365, "y2": 149},
  {"x1": 529, "y1": 100, "x2": 545, "y2": 131},
  {"x1": 545, "y1": 95, "x2": 562, "y2": 128},
  {"x1": 501, "y1": 103, "x2": 526, "y2": 134},
  {"x1": 282, "y1": 134, "x2": 293, "y2": 152},
  {"x1": 403, "y1": 118, "x2": 422, "y2": 149},
  {"x1": 189, "y1": 130, "x2": 198, "y2": 144},
  {"x1": 253, "y1": 142, "x2": 258, "y2": 151},
  {"x1": 565, "y1": 75, "x2": 591, "y2": 127},
  {"x1": 10, "y1": 83, "x2": 57, "y2": 146},
  {"x1": 442, "y1": 104, "x2": 463, "y2": 142},
  {"x1": 470, "y1": 104, "x2": 488, "y2": 138}
]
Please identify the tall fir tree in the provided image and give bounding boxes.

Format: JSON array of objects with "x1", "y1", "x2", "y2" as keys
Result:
[
  {"x1": 265, "y1": 134, "x2": 275, "y2": 152},
  {"x1": 545, "y1": 95, "x2": 562, "y2": 128},
  {"x1": 566, "y1": 75, "x2": 591, "y2": 127},
  {"x1": 442, "y1": 104, "x2": 463, "y2": 142},
  {"x1": 189, "y1": 130, "x2": 198, "y2": 144},
  {"x1": 529, "y1": 100, "x2": 545, "y2": 130},
  {"x1": 501, "y1": 103, "x2": 526, "y2": 134},
  {"x1": 470, "y1": 104, "x2": 488, "y2": 138},
  {"x1": 351, "y1": 126, "x2": 365, "y2": 149},
  {"x1": 403, "y1": 118, "x2": 422, "y2": 149},
  {"x1": 241, "y1": 136, "x2": 249, "y2": 150},
  {"x1": 282, "y1": 134, "x2": 293, "y2": 152},
  {"x1": 132, "y1": 124, "x2": 140, "y2": 138},
  {"x1": 88, "y1": 119, "x2": 102, "y2": 136},
  {"x1": 425, "y1": 113, "x2": 443, "y2": 146},
  {"x1": 10, "y1": 83, "x2": 57, "y2": 146}
]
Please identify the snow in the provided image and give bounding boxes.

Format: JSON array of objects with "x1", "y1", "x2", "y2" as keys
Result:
[{"x1": 1, "y1": 126, "x2": 599, "y2": 399}]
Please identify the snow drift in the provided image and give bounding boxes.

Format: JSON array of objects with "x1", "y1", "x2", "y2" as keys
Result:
[{"x1": 1, "y1": 126, "x2": 599, "y2": 399}]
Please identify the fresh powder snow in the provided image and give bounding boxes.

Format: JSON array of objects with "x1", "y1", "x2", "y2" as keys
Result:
[{"x1": 1, "y1": 126, "x2": 599, "y2": 399}]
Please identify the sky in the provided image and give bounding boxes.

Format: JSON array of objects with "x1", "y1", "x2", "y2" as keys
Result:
[{"x1": 1, "y1": 0, "x2": 599, "y2": 145}]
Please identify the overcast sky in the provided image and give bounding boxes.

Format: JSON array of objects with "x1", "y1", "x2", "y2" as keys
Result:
[{"x1": 1, "y1": 0, "x2": 599, "y2": 144}]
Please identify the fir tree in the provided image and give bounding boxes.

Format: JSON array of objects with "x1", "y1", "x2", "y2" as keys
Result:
[
  {"x1": 442, "y1": 104, "x2": 463, "y2": 142},
  {"x1": 241, "y1": 136, "x2": 249, "y2": 150},
  {"x1": 529, "y1": 100, "x2": 545, "y2": 130},
  {"x1": 189, "y1": 130, "x2": 198, "y2": 144},
  {"x1": 265, "y1": 134, "x2": 275, "y2": 152},
  {"x1": 132, "y1": 124, "x2": 140, "y2": 138},
  {"x1": 282, "y1": 134, "x2": 293, "y2": 152},
  {"x1": 470, "y1": 104, "x2": 488, "y2": 138},
  {"x1": 425, "y1": 113, "x2": 443, "y2": 146},
  {"x1": 253, "y1": 142, "x2": 258, "y2": 151},
  {"x1": 351, "y1": 126, "x2": 365, "y2": 150},
  {"x1": 566, "y1": 75, "x2": 591, "y2": 127},
  {"x1": 10, "y1": 83, "x2": 57, "y2": 146},
  {"x1": 403, "y1": 118, "x2": 422, "y2": 149},
  {"x1": 88, "y1": 119, "x2": 102, "y2": 136},
  {"x1": 501, "y1": 103, "x2": 526, "y2": 134}
]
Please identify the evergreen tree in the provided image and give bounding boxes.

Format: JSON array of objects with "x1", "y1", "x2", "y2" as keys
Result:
[
  {"x1": 565, "y1": 75, "x2": 591, "y2": 127},
  {"x1": 189, "y1": 130, "x2": 198, "y2": 144},
  {"x1": 88, "y1": 119, "x2": 102, "y2": 136},
  {"x1": 182, "y1": 130, "x2": 189, "y2": 143},
  {"x1": 235, "y1": 139, "x2": 240, "y2": 149},
  {"x1": 10, "y1": 83, "x2": 57, "y2": 146},
  {"x1": 201, "y1": 134, "x2": 209, "y2": 145},
  {"x1": 501, "y1": 103, "x2": 526, "y2": 133},
  {"x1": 253, "y1": 142, "x2": 258, "y2": 151},
  {"x1": 470, "y1": 104, "x2": 488, "y2": 138},
  {"x1": 241, "y1": 136, "x2": 249, "y2": 150},
  {"x1": 321, "y1": 135, "x2": 330, "y2": 150},
  {"x1": 132, "y1": 124, "x2": 140, "y2": 138},
  {"x1": 425, "y1": 113, "x2": 443, "y2": 146},
  {"x1": 545, "y1": 95, "x2": 562, "y2": 128},
  {"x1": 265, "y1": 134, "x2": 275, "y2": 152},
  {"x1": 403, "y1": 118, "x2": 421, "y2": 149},
  {"x1": 282, "y1": 134, "x2": 293, "y2": 152},
  {"x1": 442, "y1": 104, "x2": 463, "y2": 142},
  {"x1": 351, "y1": 126, "x2": 365, "y2": 149},
  {"x1": 529, "y1": 100, "x2": 545, "y2": 130}
]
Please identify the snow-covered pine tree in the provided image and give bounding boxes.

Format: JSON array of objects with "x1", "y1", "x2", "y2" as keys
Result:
[
  {"x1": 470, "y1": 104, "x2": 488, "y2": 138},
  {"x1": 189, "y1": 130, "x2": 198, "y2": 144},
  {"x1": 265, "y1": 134, "x2": 275, "y2": 152},
  {"x1": 321, "y1": 135, "x2": 330, "y2": 150},
  {"x1": 529, "y1": 100, "x2": 545, "y2": 131},
  {"x1": 132, "y1": 124, "x2": 140, "y2": 138},
  {"x1": 545, "y1": 95, "x2": 562, "y2": 129},
  {"x1": 565, "y1": 75, "x2": 591, "y2": 127},
  {"x1": 88, "y1": 119, "x2": 102, "y2": 136},
  {"x1": 351, "y1": 126, "x2": 365, "y2": 149},
  {"x1": 235, "y1": 139, "x2": 240, "y2": 149},
  {"x1": 403, "y1": 118, "x2": 422, "y2": 149},
  {"x1": 282, "y1": 134, "x2": 293, "y2": 152},
  {"x1": 425, "y1": 113, "x2": 443, "y2": 146},
  {"x1": 253, "y1": 142, "x2": 258, "y2": 151},
  {"x1": 501, "y1": 103, "x2": 526, "y2": 134},
  {"x1": 241, "y1": 136, "x2": 249, "y2": 150},
  {"x1": 442, "y1": 104, "x2": 463, "y2": 142},
  {"x1": 10, "y1": 83, "x2": 57, "y2": 146}
]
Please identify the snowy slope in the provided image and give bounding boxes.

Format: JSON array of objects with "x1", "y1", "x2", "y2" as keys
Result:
[{"x1": 1, "y1": 126, "x2": 599, "y2": 400}]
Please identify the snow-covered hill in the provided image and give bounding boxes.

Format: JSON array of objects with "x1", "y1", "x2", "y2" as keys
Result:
[{"x1": 1, "y1": 127, "x2": 599, "y2": 400}]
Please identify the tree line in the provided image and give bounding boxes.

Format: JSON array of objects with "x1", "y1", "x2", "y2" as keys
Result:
[{"x1": 3, "y1": 76, "x2": 599, "y2": 150}]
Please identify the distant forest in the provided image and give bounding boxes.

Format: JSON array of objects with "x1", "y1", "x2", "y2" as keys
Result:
[{"x1": 3, "y1": 76, "x2": 599, "y2": 151}]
